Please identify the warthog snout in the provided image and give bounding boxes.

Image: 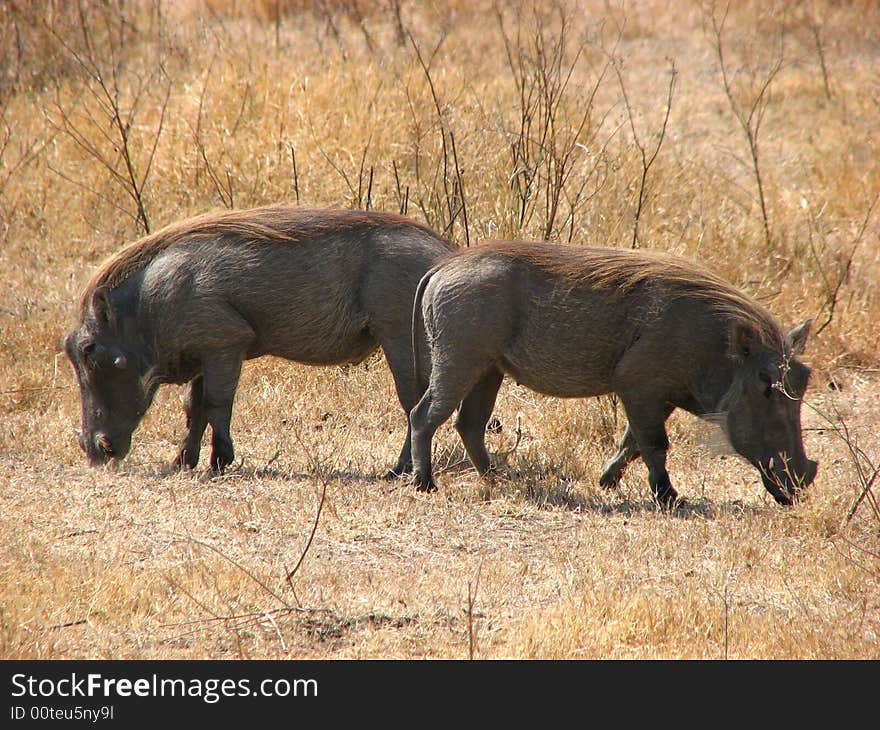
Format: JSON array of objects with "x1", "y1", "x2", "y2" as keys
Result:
[
  {"x1": 760, "y1": 456, "x2": 818, "y2": 505},
  {"x1": 80, "y1": 431, "x2": 113, "y2": 466},
  {"x1": 80, "y1": 430, "x2": 130, "y2": 466}
]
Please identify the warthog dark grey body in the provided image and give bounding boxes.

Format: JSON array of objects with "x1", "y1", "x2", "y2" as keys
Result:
[
  {"x1": 410, "y1": 241, "x2": 817, "y2": 506},
  {"x1": 64, "y1": 206, "x2": 451, "y2": 474}
]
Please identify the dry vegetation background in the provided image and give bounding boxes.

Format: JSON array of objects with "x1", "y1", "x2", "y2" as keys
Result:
[{"x1": 0, "y1": 0, "x2": 878, "y2": 659}]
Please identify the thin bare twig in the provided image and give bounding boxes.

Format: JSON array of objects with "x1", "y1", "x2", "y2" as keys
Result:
[
  {"x1": 496, "y1": 3, "x2": 617, "y2": 240},
  {"x1": 807, "y1": 21, "x2": 832, "y2": 101},
  {"x1": 814, "y1": 191, "x2": 879, "y2": 336},
  {"x1": 43, "y1": 2, "x2": 171, "y2": 233},
  {"x1": 51, "y1": 619, "x2": 88, "y2": 630},
  {"x1": 708, "y1": 1, "x2": 784, "y2": 250},
  {"x1": 290, "y1": 143, "x2": 300, "y2": 204},
  {"x1": 449, "y1": 131, "x2": 470, "y2": 246},
  {"x1": 355, "y1": 138, "x2": 373, "y2": 209},
  {"x1": 392, "y1": 159, "x2": 409, "y2": 215},
  {"x1": 409, "y1": 28, "x2": 462, "y2": 238},
  {"x1": 285, "y1": 480, "x2": 329, "y2": 586},
  {"x1": 614, "y1": 57, "x2": 677, "y2": 248},
  {"x1": 161, "y1": 604, "x2": 330, "y2": 630},
  {"x1": 262, "y1": 610, "x2": 288, "y2": 653},
  {"x1": 180, "y1": 535, "x2": 287, "y2": 605},
  {"x1": 803, "y1": 399, "x2": 880, "y2": 523},
  {"x1": 466, "y1": 558, "x2": 483, "y2": 660},
  {"x1": 494, "y1": 413, "x2": 523, "y2": 462},
  {"x1": 1, "y1": 384, "x2": 72, "y2": 395}
]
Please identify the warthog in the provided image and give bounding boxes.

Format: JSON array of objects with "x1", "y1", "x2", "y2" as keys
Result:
[
  {"x1": 409, "y1": 241, "x2": 818, "y2": 506},
  {"x1": 64, "y1": 206, "x2": 452, "y2": 474}
]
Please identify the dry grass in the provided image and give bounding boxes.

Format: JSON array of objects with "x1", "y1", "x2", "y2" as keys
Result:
[{"x1": 1, "y1": 0, "x2": 878, "y2": 660}]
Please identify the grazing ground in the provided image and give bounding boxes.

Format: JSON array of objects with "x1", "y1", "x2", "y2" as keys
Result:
[{"x1": 1, "y1": 0, "x2": 878, "y2": 659}]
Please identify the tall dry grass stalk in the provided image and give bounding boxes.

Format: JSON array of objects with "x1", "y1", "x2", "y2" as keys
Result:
[{"x1": 0, "y1": 0, "x2": 877, "y2": 659}]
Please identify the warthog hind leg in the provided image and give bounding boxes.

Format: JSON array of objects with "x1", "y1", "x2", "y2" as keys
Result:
[
  {"x1": 380, "y1": 335, "x2": 421, "y2": 479},
  {"x1": 410, "y1": 358, "x2": 495, "y2": 492},
  {"x1": 599, "y1": 423, "x2": 639, "y2": 488},
  {"x1": 455, "y1": 367, "x2": 504, "y2": 476},
  {"x1": 409, "y1": 388, "x2": 458, "y2": 492}
]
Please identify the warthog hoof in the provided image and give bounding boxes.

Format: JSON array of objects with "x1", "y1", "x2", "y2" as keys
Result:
[
  {"x1": 412, "y1": 473, "x2": 437, "y2": 493},
  {"x1": 653, "y1": 483, "x2": 680, "y2": 511},
  {"x1": 383, "y1": 464, "x2": 413, "y2": 480},
  {"x1": 209, "y1": 446, "x2": 234, "y2": 475},
  {"x1": 599, "y1": 463, "x2": 624, "y2": 489},
  {"x1": 172, "y1": 448, "x2": 199, "y2": 471}
]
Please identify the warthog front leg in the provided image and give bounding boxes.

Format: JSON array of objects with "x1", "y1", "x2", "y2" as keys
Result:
[
  {"x1": 640, "y1": 444, "x2": 677, "y2": 508},
  {"x1": 455, "y1": 368, "x2": 504, "y2": 476},
  {"x1": 619, "y1": 398, "x2": 678, "y2": 509},
  {"x1": 600, "y1": 404, "x2": 673, "y2": 489},
  {"x1": 173, "y1": 375, "x2": 208, "y2": 470}
]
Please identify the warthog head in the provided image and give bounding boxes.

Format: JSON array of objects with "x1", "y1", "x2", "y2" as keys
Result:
[
  {"x1": 721, "y1": 319, "x2": 818, "y2": 505},
  {"x1": 64, "y1": 287, "x2": 153, "y2": 466}
]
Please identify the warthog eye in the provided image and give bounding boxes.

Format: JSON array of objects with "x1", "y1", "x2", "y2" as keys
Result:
[{"x1": 80, "y1": 340, "x2": 98, "y2": 368}]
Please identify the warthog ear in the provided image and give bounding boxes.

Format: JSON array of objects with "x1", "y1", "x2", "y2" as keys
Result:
[
  {"x1": 727, "y1": 322, "x2": 757, "y2": 361},
  {"x1": 88, "y1": 286, "x2": 116, "y2": 332},
  {"x1": 787, "y1": 319, "x2": 812, "y2": 357}
]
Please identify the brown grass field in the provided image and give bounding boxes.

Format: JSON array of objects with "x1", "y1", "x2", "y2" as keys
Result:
[{"x1": 0, "y1": 0, "x2": 878, "y2": 660}]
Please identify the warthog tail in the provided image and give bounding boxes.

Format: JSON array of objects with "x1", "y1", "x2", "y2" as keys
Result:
[{"x1": 411, "y1": 266, "x2": 437, "y2": 394}]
